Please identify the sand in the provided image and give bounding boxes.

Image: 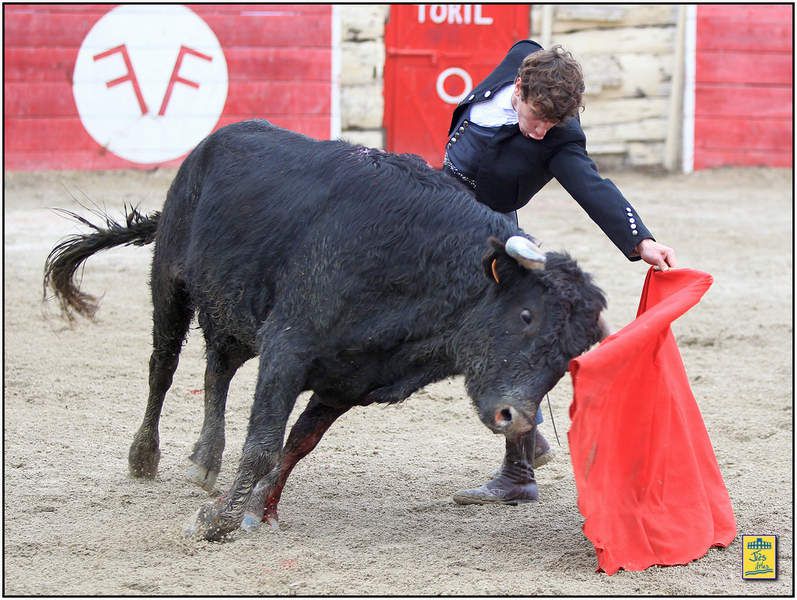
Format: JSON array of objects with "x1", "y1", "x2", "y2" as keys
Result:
[{"x1": 3, "y1": 165, "x2": 792, "y2": 595}]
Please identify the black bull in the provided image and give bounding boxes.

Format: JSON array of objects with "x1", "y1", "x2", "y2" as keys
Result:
[{"x1": 43, "y1": 120, "x2": 606, "y2": 541}]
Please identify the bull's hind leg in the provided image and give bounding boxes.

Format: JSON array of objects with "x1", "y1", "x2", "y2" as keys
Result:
[
  {"x1": 186, "y1": 337, "x2": 254, "y2": 492},
  {"x1": 128, "y1": 278, "x2": 193, "y2": 478},
  {"x1": 240, "y1": 394, "x2": 350, "y2": 532}
]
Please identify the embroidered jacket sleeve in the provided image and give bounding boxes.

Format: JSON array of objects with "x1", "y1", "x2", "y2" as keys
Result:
[{"x1": 546, "y1": 128, "x2": 654, "y2": 261}]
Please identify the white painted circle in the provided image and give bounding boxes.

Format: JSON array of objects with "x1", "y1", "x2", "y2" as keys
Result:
[
  {"x1": 72, "y1": 5, "x2": 228, "y2": 164},
  {"x1": 436, "y1": 67, "x2": 473, "y2": 105}
]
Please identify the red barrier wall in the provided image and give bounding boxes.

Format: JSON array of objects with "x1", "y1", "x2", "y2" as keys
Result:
[
  {"x1": 384, "y1": 4, "x2": 530, "y2": 168},
  {"x1": 4, "y1": 4, "x2": 332, "y2": 171},
  {"x1": 694, "y1": 5, "x2": 793, "y2": 169}
]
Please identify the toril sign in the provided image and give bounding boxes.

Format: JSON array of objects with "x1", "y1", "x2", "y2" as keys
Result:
[{"x1": 416, "y1": 5, "x2": 495, "y2": 25}]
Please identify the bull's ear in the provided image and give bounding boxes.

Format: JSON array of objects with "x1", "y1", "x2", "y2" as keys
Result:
[{"x1": 481, "y1": 237, "x2": 524, "y2": 287}]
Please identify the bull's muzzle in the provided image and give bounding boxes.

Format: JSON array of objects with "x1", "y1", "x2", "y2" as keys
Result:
[{"x1": 491, "y1": 404, "x2": 535, "y2": 437}]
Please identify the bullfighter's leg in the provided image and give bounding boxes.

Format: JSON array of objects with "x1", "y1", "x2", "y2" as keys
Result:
[
  {"x1": 452, "y1": 427, "x2": 543, "y2": 505},
  {"x1": 487, "y1": 423, "x2": 554, "y2": 473},
  {"x1": 240, "y1": 394, "x2": 350, "y2": 532},
  {"x1": 187, "y1": 339, "x2": 307, "y2": 541},
  {"x1": 129, "y1": 278, "x2": 193, "y2": 478},
  {"x1": 186, "y1": 339, "x2": 254, "y2": 492}
]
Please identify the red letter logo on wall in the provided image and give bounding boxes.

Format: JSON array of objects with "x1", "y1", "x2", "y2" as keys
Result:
[{"x1": 72, "y1": 5, "x2": 228, "y2": 164}]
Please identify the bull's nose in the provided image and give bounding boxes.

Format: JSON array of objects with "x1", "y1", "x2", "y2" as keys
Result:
[{"x1": 492, "y1": 405, "x2": 533, "y2": 435}]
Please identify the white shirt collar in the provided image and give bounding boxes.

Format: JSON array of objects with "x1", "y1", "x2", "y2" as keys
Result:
[{"x1": 469, "y1": 83, "x2": 518, "y2": 127}]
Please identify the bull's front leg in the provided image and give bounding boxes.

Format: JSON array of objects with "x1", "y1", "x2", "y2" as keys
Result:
[
  {"x1": 240, "y1": 394, "x2": 351, "y2": 532},
  {"x1": 186, "y1": 342, "x2": 307, "y2": 541}
]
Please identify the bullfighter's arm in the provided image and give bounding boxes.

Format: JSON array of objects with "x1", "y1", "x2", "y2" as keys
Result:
[{"x1": 546, "y1": 137, "x2": 655, "y2": 261}]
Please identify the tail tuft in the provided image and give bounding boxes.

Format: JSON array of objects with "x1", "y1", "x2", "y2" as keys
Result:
[{"x1": 43, "y1": 204, "x2": 160, "y2": 322}]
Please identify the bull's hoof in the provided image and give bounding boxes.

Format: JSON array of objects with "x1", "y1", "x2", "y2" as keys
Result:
[
  {"x1": 128, "y1": 436, "x2": 160, "y2": 479},
  {"x1": 184, "y1": 500, "x2": 240, "y2": 542},
  {"x1": 452, "y1": 481, "x2": 538, "y2": 506},
  {"x1": 240, "y1": 506, "x2": 279, "y2": 533},
  {"x1": 185, "y1": 461, "x2": 219, "y2": 492},
  {"x1": 240, "y1": 512, "x2": 263, "y2": 533}
]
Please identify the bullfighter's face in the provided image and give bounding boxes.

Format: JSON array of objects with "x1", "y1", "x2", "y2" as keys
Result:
[{"x1": 513, "y1": 78, "x2": 558, "y2": 141}]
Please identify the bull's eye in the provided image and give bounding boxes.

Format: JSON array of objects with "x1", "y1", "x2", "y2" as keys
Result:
[{"x1": 520, "y1": 309, "x2": 533, "y2": 324}]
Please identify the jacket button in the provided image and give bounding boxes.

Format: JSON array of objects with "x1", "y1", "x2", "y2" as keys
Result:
[
  {"x1": 459, "y1": 126, "x2": 465, "y2": 132},
  {"x1": 484, "y1": 90, "x2": 492, "y2": 97},
  {"x1": 468, "y1": 94, "x2": 475, "y2": 101}
]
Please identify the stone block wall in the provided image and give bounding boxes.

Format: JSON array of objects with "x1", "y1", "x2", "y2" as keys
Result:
[
  {"x1": 533, "y1": 5, "x2": 679, "y2": 168},
  {"x1": 338, "y1": 5, "x2": 389, "y2": 149},
  {"x1": 338, "y1": 5, "x2": 678, "y2": 169}
]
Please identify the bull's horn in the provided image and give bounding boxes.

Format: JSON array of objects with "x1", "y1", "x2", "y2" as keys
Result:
[{"x1": 505, "y1": 236, "x2": 546, "y2": 271}]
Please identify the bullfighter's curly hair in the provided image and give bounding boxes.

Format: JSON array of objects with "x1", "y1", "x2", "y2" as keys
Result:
[{"x1": 516, "y1": 45, "x2": 585, "y2": 123}]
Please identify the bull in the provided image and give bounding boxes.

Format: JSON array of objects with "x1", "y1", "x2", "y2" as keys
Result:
[{"x1": 43, "y1": 120, "x2": 606, "y2": 541}]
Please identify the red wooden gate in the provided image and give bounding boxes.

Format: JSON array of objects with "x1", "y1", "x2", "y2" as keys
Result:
[
  {"x1": 384, "y1": 4, "x2": 530, "y2": 168},
  {"x1": 4, "y1": 4, "x2": 333, "y2": 171},
  {"x1": 693, "y1": 5, "x2": 792, "y2": 169}
]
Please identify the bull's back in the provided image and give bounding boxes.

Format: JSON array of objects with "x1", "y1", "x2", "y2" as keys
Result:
[
  {"x1": 155, "y1": 122, "x2": 330, "y2": 296},
  {"x1": 157, "y1": 119, "x2": 513, "y2": 340},
  {"x1": 162, "y1": 121, "x2": 332, "y2": 252}
]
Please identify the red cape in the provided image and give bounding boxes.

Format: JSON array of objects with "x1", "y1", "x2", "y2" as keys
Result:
[{"x1": 568, "y1": 268, "x2": 736, "y2": 575}]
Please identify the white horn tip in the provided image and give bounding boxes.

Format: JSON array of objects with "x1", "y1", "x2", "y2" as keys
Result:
[{"x1": 506, "y1": 236, "x2": 546, "y2": 267}]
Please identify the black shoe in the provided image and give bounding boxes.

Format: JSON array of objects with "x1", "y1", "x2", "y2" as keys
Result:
[
  {"x1": 452, "y1": 478, "x2": 539, "y2": 505},
  {"x1": 533, "y1": 429, "x2": 553, "y2": 468},
  {"x1": 486, "y1": 429, "x2": 554, "y2": 478},
  {"x1": 453, "y1": 436, "x2": 540, "y2": 505}
]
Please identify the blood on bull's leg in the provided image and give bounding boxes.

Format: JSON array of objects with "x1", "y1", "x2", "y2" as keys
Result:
[
  {"x1": 186, "y1": 337, "x2": 308, "y2": 541},
  {"x1": 240, "y1": 394, "x2": 350, "y2": 532},
  {"x1": 186, "y1": 339, "x2": 253, "y2": 492}
]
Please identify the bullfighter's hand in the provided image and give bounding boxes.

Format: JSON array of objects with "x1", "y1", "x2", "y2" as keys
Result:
[{"x1": 636, "y1": 238, "x2": 677, "y2": 271}]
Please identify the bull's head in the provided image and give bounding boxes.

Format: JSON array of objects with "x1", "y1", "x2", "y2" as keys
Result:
[{"x1": 463, "y1": 236, "x2": 607, "y2": 438}]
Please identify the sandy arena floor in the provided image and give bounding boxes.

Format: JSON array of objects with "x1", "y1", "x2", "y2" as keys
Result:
[{"x1": 3, "y1": 165, "x2": 793, "y2": 595}]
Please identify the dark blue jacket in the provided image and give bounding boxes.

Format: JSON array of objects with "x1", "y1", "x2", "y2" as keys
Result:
[{"x1": 448, "y1": 40, "x2": 653, "y2": 260}]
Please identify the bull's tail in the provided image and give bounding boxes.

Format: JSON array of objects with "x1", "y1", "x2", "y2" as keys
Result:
[{"x1": 43, "y1": 205, "x2": 160, "y2": 321}]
